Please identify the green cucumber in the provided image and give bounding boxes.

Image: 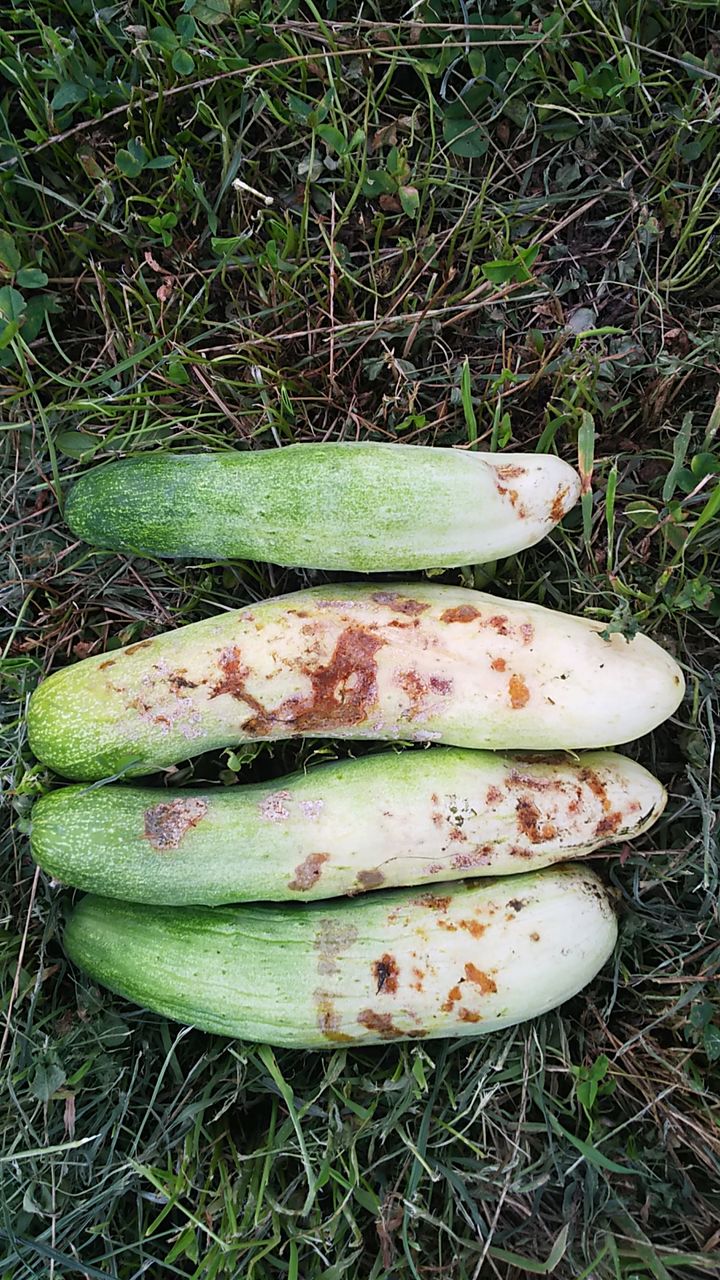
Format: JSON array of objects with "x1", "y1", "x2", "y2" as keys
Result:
[
  {"x1": 64, "y1": 864, "x2": 618, "y2": 1048},
  {"x1": 64, "y1": 443, "x2": 580, "y2": 570},
  {"x1": 32, "y1": 748, "x2": 665, "y2": 903}
]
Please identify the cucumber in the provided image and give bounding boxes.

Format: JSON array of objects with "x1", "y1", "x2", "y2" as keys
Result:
[
  {"x1": 64, "y1": 444, "x2": 580, "y2": 570},
  {"x1": 32, "y1": 749, "x2": 665, "y2": 903},
  {"x1": 63, "y1": 864, "x2": 618, "y2": 1047},
  {"x1": 27, "y1": 583, "x2": 685, "y2": 781}
]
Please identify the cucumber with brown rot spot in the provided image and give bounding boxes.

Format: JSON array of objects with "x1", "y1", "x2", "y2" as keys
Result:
[
  {"x1": 63, "y1": 864, "x2": 619, "y2": 1048},
  {"x1": 31, "y1": 748, "x2": 666, "y2": 904},
  {"x1": 27, "y1": 583, "x2": 685, "y2": 781},
  {"x1": 63, "y1": 443, "x2": 581, "y2": 570}
]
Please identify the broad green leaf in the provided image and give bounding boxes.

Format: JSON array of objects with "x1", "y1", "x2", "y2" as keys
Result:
[
  {"x1": 30, "y1": 1058, "x2": 66, "y2": 1102},
  {"x1": 191, "y1": 0, "x2": 230, "y2": 25},
  {"x1": 399, "y1": 184, "x2": 419, "y2": 218},
  {"x1": 0, "y1": 231, "x2": 21, "y2": 274},
  {"x1": 287, "y1": 91, "x2": 314, "y2": 122},
  {"x1": 316, "y1": 124, "x2": 347, "y2": 154},
  {"x1": 0, "y1": 319, "x2": 22, "y2": 350},
  {"x1": 116, "y1": 148, "x2": 144, "y2": 178},
  {"x1": 56, "y1": 430, "x2": 100, "y2": 460},
  {"x1": 172, "y1": 49, "x2": 195, "y2": 75},
  {"x1": 127, "y1": 138, "x2": 149, "y2": 164},
  {"x1": 22, "y1": 293, "x2": 62, "y2": 342},
  {"x1": 16, "y1": 267, "x2": 48, "y2": 288},
  {"x1": 149, "y1": 25, "x2": 178, "y2": 51},
  {"x1": 0, "y1": 286, "x2": 26, "y2": 321},
  {"x1": 51, "y1": 82, "x2": 88, "y2": 110},
  {"x1": 691, "y1": 451, "x2": 720, "y2": 478},
  {"x1": 442, "y1": 114, "x2": 489, "y2": 158},
  {"x1": 166, "y1": 360, "x2": 190, "y2": 385},
  {"x1": 362, "y1": 170, "x2": 396, "y2": 197},
  {"x1": 145, "y1": 155, "x2": 176, "y2": 170},
  {"x1": 176, "y1": 14, "x2": 196, "y2": 39},
  {"x1": 625, "y1": 499, "x2": 658, "y2": 528}
]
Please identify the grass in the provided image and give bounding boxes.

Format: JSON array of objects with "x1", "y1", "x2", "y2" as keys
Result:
[{"x1": 1, "y1": 0, "x2": 719, "y2": 1275}]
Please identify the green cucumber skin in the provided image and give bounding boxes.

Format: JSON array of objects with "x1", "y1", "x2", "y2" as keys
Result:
[
  {"x1": 31, "y1": 748, "x2": 666, "y2": 904},
  {"x1": 64, "y1": 443, "x2": 581, "y2": 570},
  {"x1": 26, "y1": 583, "x2": 686, "y2": 782},
  {"x1": 64, "y1": 864, "x2": 618, "y2": 1048}
]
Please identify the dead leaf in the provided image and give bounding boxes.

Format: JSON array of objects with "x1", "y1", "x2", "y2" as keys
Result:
[
  {"x1": 64, "y1": 1094, "x2": 76, "y2": 1140},
  {"x1": 371, "y1": 122, "x2": 398, "y2": 151}
]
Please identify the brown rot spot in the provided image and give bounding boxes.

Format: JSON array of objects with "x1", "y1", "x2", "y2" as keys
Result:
[
  {"x1": 98, "y1": 659, "x2": 116, "y2": 670},
  {"x1": 143, "y1": 797, "x2": 208, "y2": 851},
  {"x1": 411, "y1": 966, "x2": 425, "y2": 991},
  {"x1": 125, "y1": 640, "x2": 154, "y2": 655},
  {"x1": 579, "y1": 768, "x2": 611, "y2": 812},
  {"x1": 291, "y1": 627, "x2": 386, "y2": 732},
  {"x1": 259, "y1": 790, "x2": 292, "y2": 823},
  {"x1": 507, "y1": 769, "x2": 554, "y2": 793},
  {"x1": 488, "y1": 615, "x2": 510, "y2": 635},
  {"x1": 430, "y1": 675, "x2": 453, "y2": 694},
  {"x1": 510, "y1": 844, "x2": 533, "y2": 859},
  {"x1": 520, "y1": 622, "x2": 534, "y2": 645},
  {"x1": 550, "y1": 485, "x2": 571, "y2": 524},
  {"x1": 373, "y1": 953, "x2": 400, "y2": 995},
  {"x1": 211, "y1": 645, "x2": 272, "y2": 731},
  {"x1": 399, "y1": 669, "x2": 428, "y2": 717},
  {"x1": 169, "y1": 671, "x2": 198, "y2": 690},
  {"x1": 508, "y1": 673, "x2": 530, "y2": 709},
  {"x1": 530, "y1": 931, "x2": 541, "y2": 942},
  {"x1": 491, "y1": 657, "x2": 507, "y2": 672},
  {"x1": 508, "y1": 899, "x2": 526, "y2": 912},
  {"x1": 496, "y1": 483, "x2": 525, "y2": 516},
  {"x1": 516, "y1": 796, "x2": 558, "y2": 844},
  {"x1": 458, "y1": 918, "x2": 487, "y2": 938},
  {"x1": 451, "y1": 847, "x2": 493, "y2": 870},
  {"x1": 496, "y1": 464, "x2": 526, "y2": 480},
  {"x1": 486, "y1": 785, "x2": 503, "y2": 806},
  {"x1": 289, "y1": 852, "x2": 329, "y2": 892},
  {"x1": 357, "y1": 1009, "x2": 402, "y2": 1039},
  {"x1": 441, "y1": 605, "x2": 480, "y2": 624},
  {"x1": 441, "y1": 985, "x2": 462, "y2": 1012},
  {"x1": 314, "y1": 920, "x2": 359, "y2": 976},
  {"x1": 464, "y1": 963, "x2": 497, "y2": 994},
  {"x1": 449, "y1": 826, "x2": 467, "y2": 843},
  {"x1": 315, "y1": 993, "x2": 353, "y2": 1043},
  {"x1": 438, "y1": 919, "x2": 457, "y2": 932},
  {"x1": 414, "y1": 893, "x2": 451, "y2": 911},
  {"x1": 356, "y1": 868, "x2": 385, "y2": 892},
  {"x1": 459, "y1": 1008, "x2": 481, "y2": 1023},
  {"x1": 371, "y1": 592, "x2": 429, "y2": 616},
  {"x1": 595, "y1": 811, "x2": 623, "y2": 837}
]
